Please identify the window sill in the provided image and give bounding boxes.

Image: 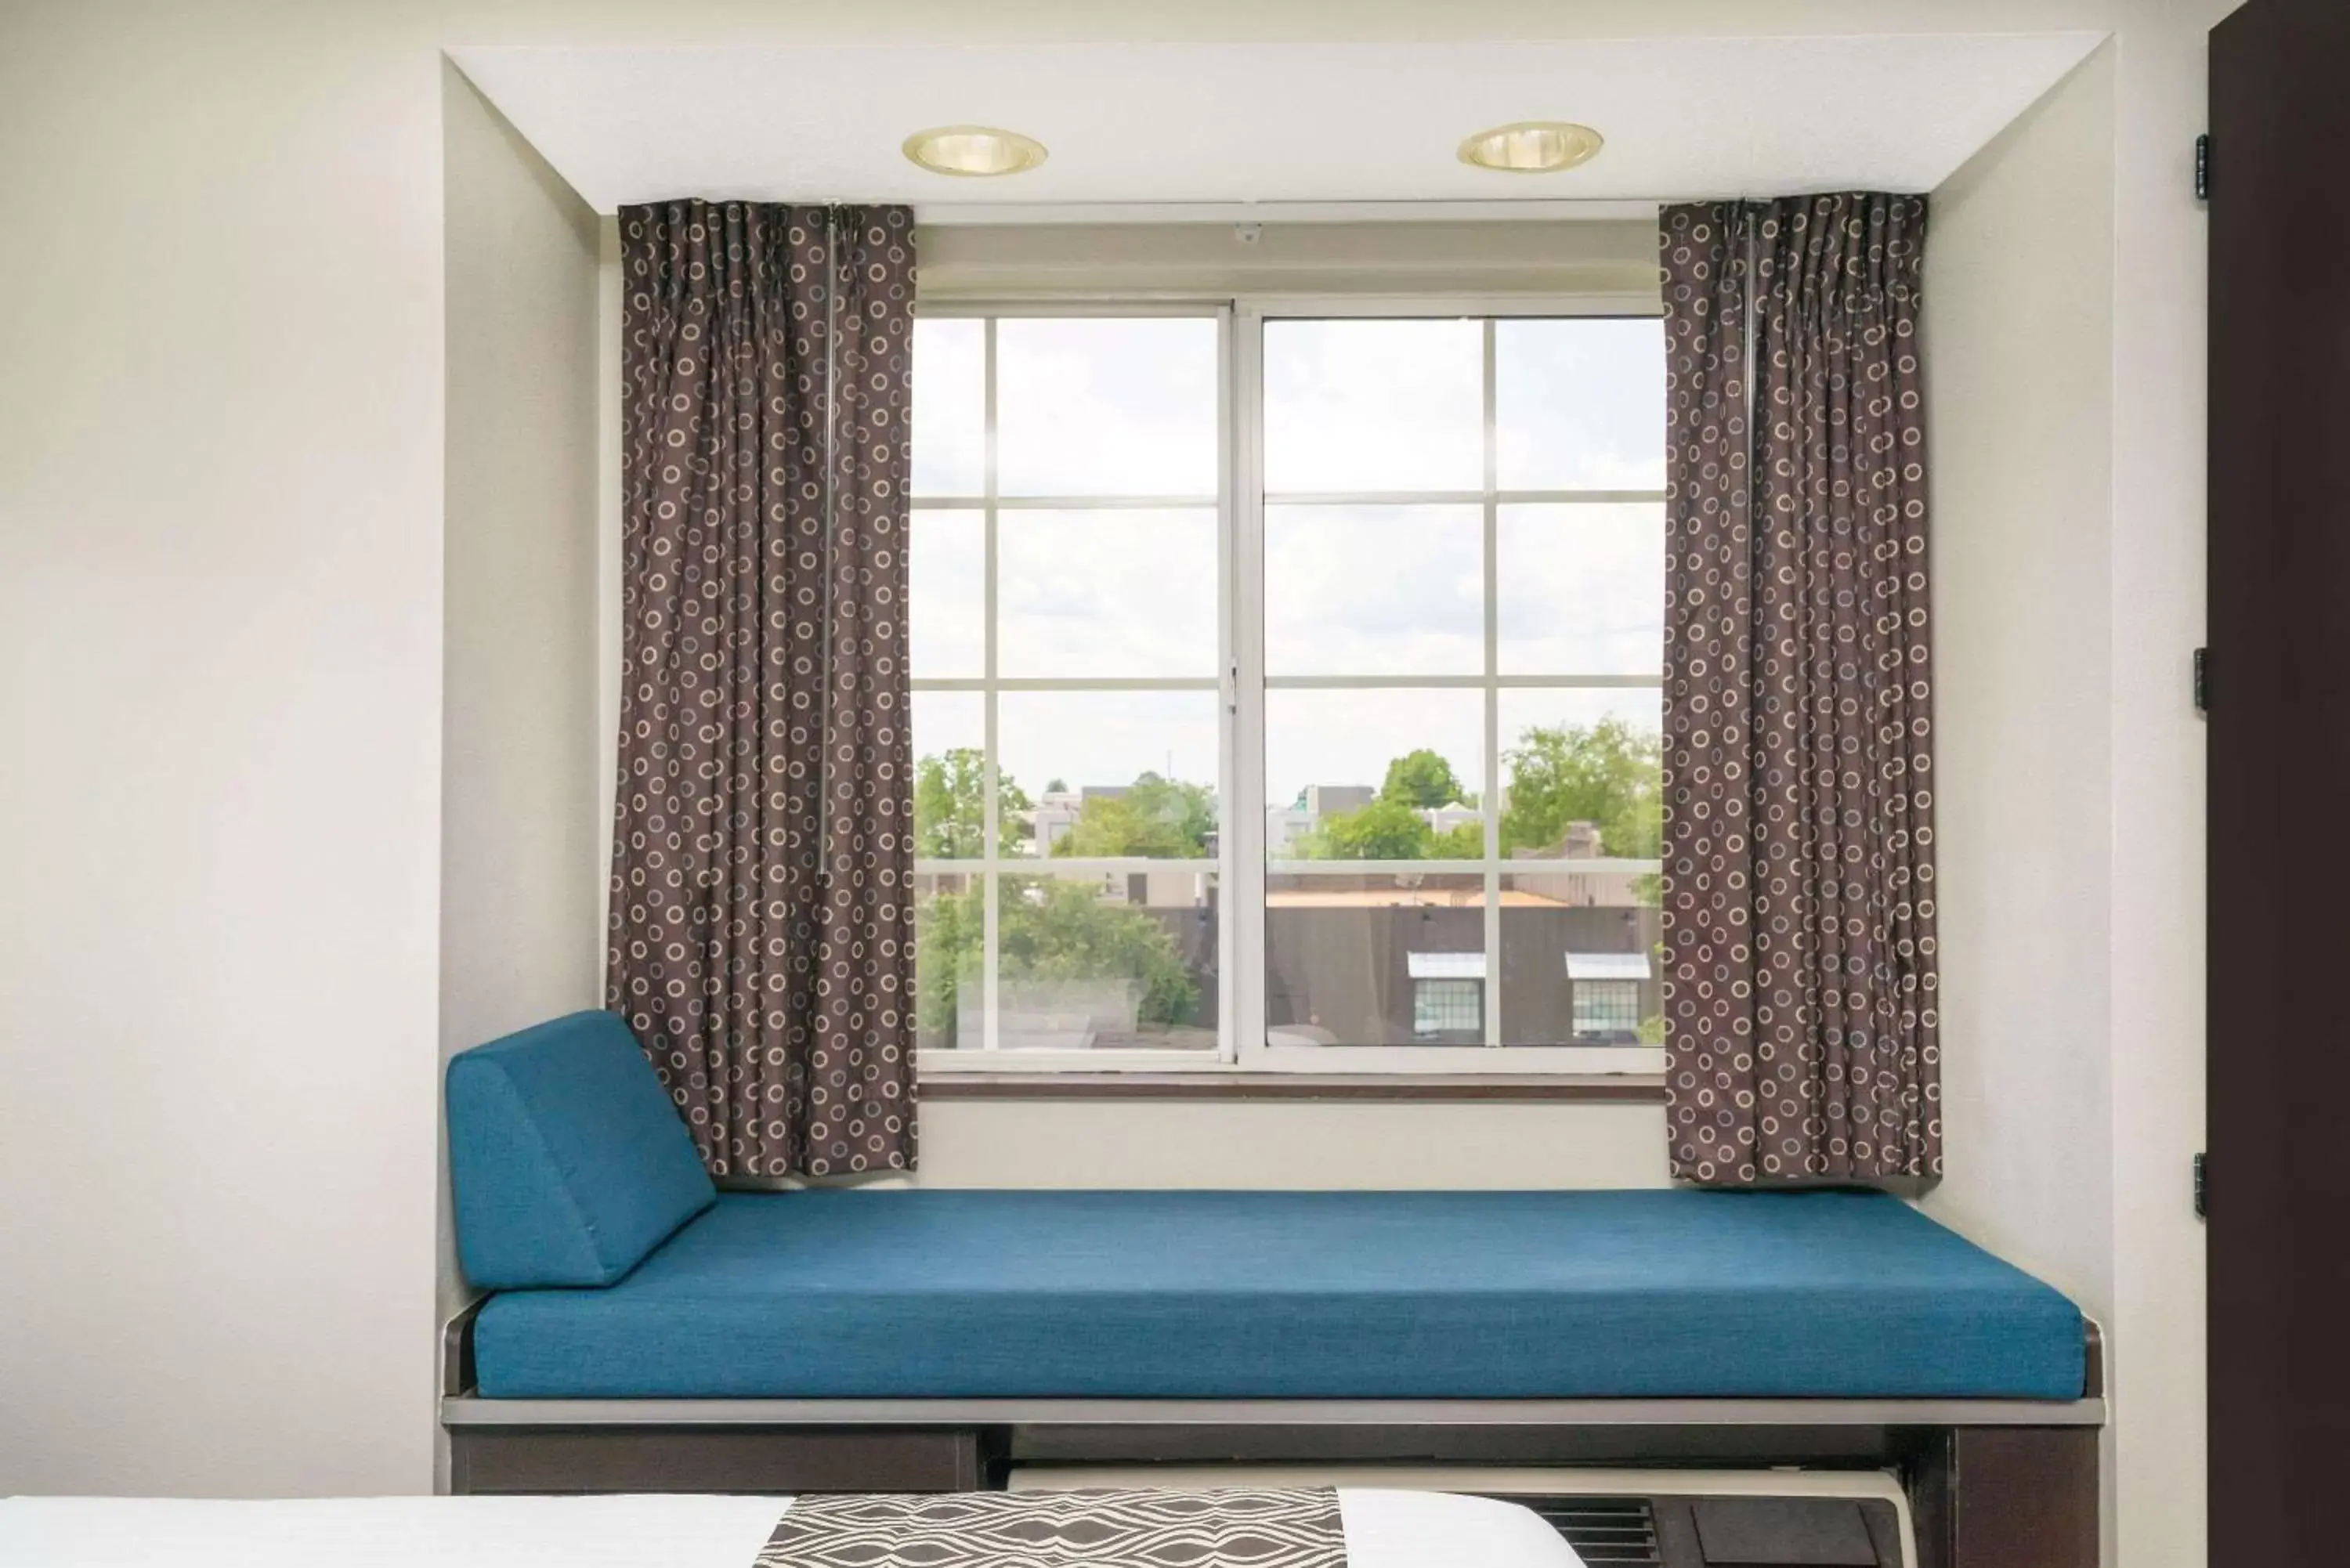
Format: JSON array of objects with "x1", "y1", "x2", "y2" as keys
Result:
[{"x1": 918, "y1": 1071, "x2": 1665, "y2": 1102}]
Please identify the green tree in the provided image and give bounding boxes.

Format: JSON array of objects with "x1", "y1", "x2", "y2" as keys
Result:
[
  {"x1": 1054, "y1": 772, "x2": 1215, "y2": 858},
  {"x1": 914, "y1": 878, "x2": 985, "y2": 1039},
  {"x1": 1428, "y1": 818, "x2": 1485, "y2": 858},
  {"x1": 1500, "y1": 719, "x2": 1662, "y2": 858},
  {"x1": 1300, "y1": 797, "x2": 1435, "y2": 860},
  {"x1": 915, "y1": 748, "x2": 1032, "y2": 858},
  {"x1": 914, "y1": 756, "x2": 1204, "y2": 1042},
  {"x1": 999, "y1": 879, "x2": 1198, "y2": 1024},
  {"x1": 915, "y1": 878, "x2": 1200, "y2": 1040},
  {"x1": 1379, "y1": 749, "x2": 1466, "y2": 811}
]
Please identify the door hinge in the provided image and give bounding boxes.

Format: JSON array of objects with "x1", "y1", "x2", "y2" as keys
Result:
[
  {"x1": 2194, "y1": 1152, "x2": 2207, "y2": 1219},
  {"x1": 2193, "y1": 646, "x2": 2208, "y2": 714},
  {"x1": 2194, "y1": 133, "x2": 2210, "y2": 201}
]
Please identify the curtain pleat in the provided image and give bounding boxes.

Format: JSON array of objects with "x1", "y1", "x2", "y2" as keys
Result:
[
  {"x1": 609, "y1": 201, "x2": 917, "y2": 1178},
  {"x1": 1660, "y1": 195, "x2": 1940, "y2": 1185}
]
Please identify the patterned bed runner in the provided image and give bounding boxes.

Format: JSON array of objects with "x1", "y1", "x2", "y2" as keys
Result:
[{"x1": 757, "y1": 1489, "x2": 1348, "y2": 1567}]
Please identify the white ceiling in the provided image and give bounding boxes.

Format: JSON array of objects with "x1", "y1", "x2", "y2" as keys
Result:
[{"x1": 450, "y1": 34, "x2": 2105, "y2": 217}]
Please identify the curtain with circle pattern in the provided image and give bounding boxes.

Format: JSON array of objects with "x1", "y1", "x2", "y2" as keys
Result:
[
  {"x1": 609, "y1": 201, "x2": 917, "y2": 1179},
  {"x1": 1658, "y1": 194, "x2": 1940, "y2": 1185}
]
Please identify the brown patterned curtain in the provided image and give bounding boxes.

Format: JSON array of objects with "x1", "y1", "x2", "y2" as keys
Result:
[
  {"x1": 609, "y1": 201, "x2": 917, "y2": 1179},
  {"x1": 1658, "y1": 194, "x2": 1940, "y2": 1186}
]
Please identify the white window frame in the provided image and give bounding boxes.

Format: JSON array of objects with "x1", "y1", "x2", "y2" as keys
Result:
[{"x1": 915, "y1": 292, "x2": 1665, "y2": 1078}]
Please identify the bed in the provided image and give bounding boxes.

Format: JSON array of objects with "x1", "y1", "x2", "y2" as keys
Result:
[
  {"x1": 0, "y1": 1490, "x2": 1581, "y2": 1568},
  {"x1": 438, "y1": 1013, "x2": 2104, "y2": 1568}
]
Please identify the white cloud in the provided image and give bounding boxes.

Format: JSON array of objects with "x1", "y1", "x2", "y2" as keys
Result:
[
  {"x1": 911, "y1": 318, "x2": 985, "y2": 497},
  {"x1": 1495, "y1": 318, "x2": 1667, "y2": 491},
  {"x1": 1265, "y1": 688, "x2": 1484, "y2": 808},
  {"x1": 997, "y1": 319, "x2": 1220, "y2": 497},
  {"x1": 1265, "y1": 504, "x2": 1482, "y2": 675},
  {"x1": 1497, "y1": 504, "x2": 1665, "y2": 674},
  {"x1": 999, "y1": 691, "x2": 1220, "y2": 804},
  {"x1": 1264, "y1": 319, "x2": 1482, "y2": 493},
  {"x1": 1000, "y1": 509, "x2": 1217, "y2": 677}
]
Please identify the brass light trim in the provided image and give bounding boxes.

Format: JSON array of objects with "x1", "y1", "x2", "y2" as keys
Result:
[
  {"x1": 902, "y1": 125, "x2": 1050, "y2": 178},
  {"x1": 1458, "y1": 121, "x2": 1605, "y2": 175}
]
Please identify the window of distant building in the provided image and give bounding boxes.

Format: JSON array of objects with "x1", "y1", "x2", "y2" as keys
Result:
[
  {"x1": 910, "y1": 300, "x2": 1663, "y2": 1076},
  {"x1": 1412, "y1": 978, "x2": 1484, "y2": 1041},
  {"x1": 1571, "y1": 981, "x2": 1643, "y2": 1041},
  {"x1": 1568, "y1": 951, "x2": 1654, "y2": 1043}
]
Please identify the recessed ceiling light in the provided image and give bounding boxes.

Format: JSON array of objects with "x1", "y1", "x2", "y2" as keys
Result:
[
  {"x1": 902, "y1": 125, "x2": 1049, "y2": 178},
  {"x1": 1458, "y1": 121, "x2": 1604, "y2": 174}
]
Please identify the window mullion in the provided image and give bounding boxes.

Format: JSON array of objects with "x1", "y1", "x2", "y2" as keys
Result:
[
  {"x1": 1215, "y1": 304, "x2": 1241, "y2": 1067},
  {"x1": 981, "y1": 316, "x2": 1001, "y2": 1056},
  {"x1": 1232, "y1": 303, "x2": 1270, "y2": 1069},
  {"x1": 1481, "y1": 316, "x2": 1502, "y2": 1049}
]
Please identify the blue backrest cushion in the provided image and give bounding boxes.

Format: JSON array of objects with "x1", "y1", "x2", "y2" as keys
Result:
[{"x1": 446, "y1": 1010, "x2": 716, "y2": 1289}]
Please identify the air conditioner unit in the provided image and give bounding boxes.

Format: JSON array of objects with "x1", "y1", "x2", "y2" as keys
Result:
[{"x1": 1010, "y1": 1464, "x2": 1916, "y2": 1568}]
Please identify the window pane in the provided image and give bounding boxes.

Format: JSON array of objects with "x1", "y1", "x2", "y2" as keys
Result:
[
  {"x1": 914, "y1": 870, "x2": 981, "y2": 1050},
  {"x1": 912, "y1": 317, "x2": 985, "y2": 497},
  {"x1": 910, "y1": 509, "x2": 983, "y2": 678},
  {"x1": 1498, "y1": 876, "x2": 1661, "y2": 1046},
  {"x1": 1497, "y1": 688, "x2": 1662, "y2": 862},
  {"x1": 1495, "y1": 317, "x2": 1666, "y2": 491},
  {"x1": 996, "y1": 318, "x2": 1218, "y2": 497},
  {"x1": 1265, "y1": 871, "x2": 1484, "y2": 1046},
  {"x1": 997, "y1": 869, "x2": 1219, "y2": 1051},
  {"x1": 1264, "y1": 505, "x2": 1481, "y2": 677},
  {"x1": 999, "y1": 691, "x2": 1220, "y2": 861},
  {"x1": 1264, "y1": 319, "x2": 1482, "y2": 493},
  {"x1": 1000, "y1": 509, "x2": 1217, "y2": 677},
  {"x1": 1264, "y1": 689, "x2": 1484, "y2": 864},
  {"x1": 1496, "y1": 503, "x2": 1665, "y2": 675},
  {"x1": 912, "y1": 692, "x2": 987, "y2": 859}
]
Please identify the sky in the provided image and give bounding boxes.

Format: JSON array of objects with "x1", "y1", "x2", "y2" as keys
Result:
[{"x1": 908, "y1": 313, "x2": 1665, "y2": 838}]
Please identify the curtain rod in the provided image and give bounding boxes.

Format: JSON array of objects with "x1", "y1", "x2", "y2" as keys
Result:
[{"x1": 909, "y1": 199, "x2": 1664, "y2": 227}]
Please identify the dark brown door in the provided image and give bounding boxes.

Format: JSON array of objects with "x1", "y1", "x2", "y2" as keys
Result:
[{"x1": 2208, "y1": 3, "x2": 2350, "y2": 1563}]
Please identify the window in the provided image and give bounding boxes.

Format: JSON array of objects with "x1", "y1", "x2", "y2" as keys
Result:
[
  {"x1": 1568, "y1": 952, "x2": 1654, "y2": 1042},
  {"x1": 1571, "y1": 983, "x2": 1643, "y2": 1041},
  {"x1": 913, "y1": 302, "x2": 1665, "y2": 1073},
  {"x1": 1411, "y1": 976, "x2": 1484, "y2": 1042}
]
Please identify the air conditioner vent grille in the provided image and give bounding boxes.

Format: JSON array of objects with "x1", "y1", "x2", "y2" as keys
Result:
[{"x1": 1506, "y1": 1495, "x2": 1663, "y2": 1567}]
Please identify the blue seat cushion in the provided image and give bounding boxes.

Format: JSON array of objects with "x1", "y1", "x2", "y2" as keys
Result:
[
  {"x1": 446, "y1": 1010, "x2": 714, "y2": 1289},
  {"x1": 472, "y1": 1187, "x2": 2085, "y2": 1400}
]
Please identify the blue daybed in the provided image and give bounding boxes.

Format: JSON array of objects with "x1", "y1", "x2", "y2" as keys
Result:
[
  {"x1": 445, "y1": 1011, "x2": 2084, "y2": 1405},
  {"x1": 439, "y1": 1012, "x2": 2102, "y2": 1568}
]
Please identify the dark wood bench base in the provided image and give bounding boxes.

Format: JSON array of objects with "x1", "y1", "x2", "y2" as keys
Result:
[
  {"x1": 450, "y1": 1426, "x2": 990, "y2": 1496},
  {"x1": 446, "y1": 1417, "x2": 2098, "y2": 1568}
]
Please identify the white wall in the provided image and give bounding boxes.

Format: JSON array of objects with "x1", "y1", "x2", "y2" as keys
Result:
[
  {"x1": 0, "y1": 5, "x2": 450, "y2": 1497},
  {"x1": 916, "y1": 218, "x2": 1663, "y2": 300},
  {"x1": 0, "y1": 1, "x2": 2216, "y2": 1544},
  {"x1": 916, "y1": 1099, "x2": 1668, "y2": 1187},
  {"x1": 1923, "y1": 42, "x2": 2119, "y2": 1330},
  {"x1": 436, "y1": 63, "x2": 603, "y2": 1317}
]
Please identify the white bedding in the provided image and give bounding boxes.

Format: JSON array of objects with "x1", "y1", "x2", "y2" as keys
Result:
[{"x1": 0, "y1": 1490, "x2": 1582, "y2": 1567}]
